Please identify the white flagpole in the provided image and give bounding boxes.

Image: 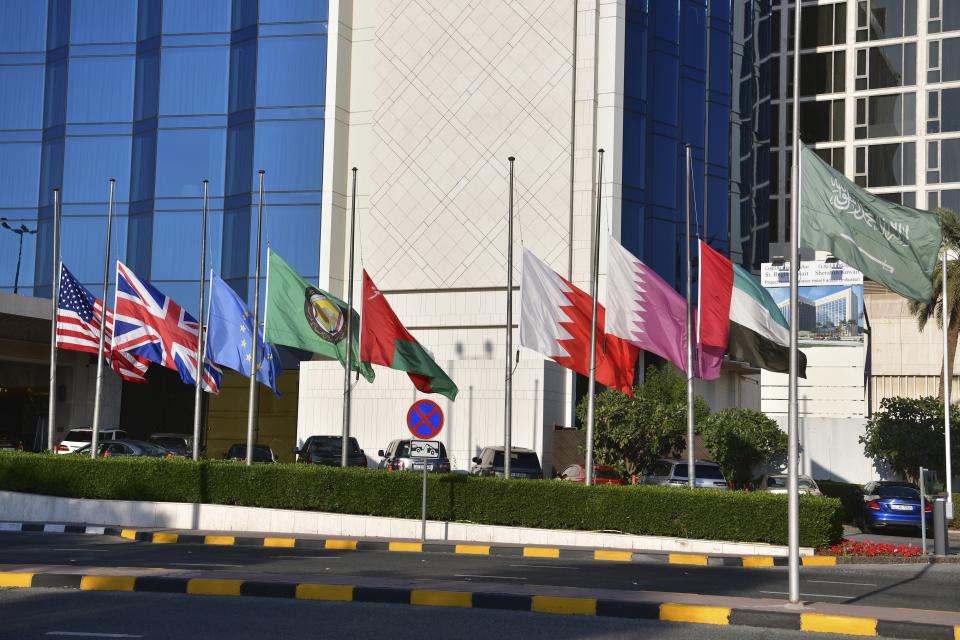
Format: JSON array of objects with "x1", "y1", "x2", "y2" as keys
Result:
[
  {"x1": 585, "y1": 148, "x2": 605, "y2": 486},
  {"x1": 787, "y1": 0, "x2": 803, "y2": 605},
  {"x1": 246, "y1": 170, "x2": 265, "y2": 465},
  {"x1": 944, "y1": 248, "x2": 954, "y2": 517},
  {"x1": 505, "y1": 156, "x2": 515, "y2": 481},
  {"x1": 341, "y1": 167, "x2": 358, "y2": 468},
  {"x1": 685, "y1": 145, "x2": 696, "y2": 488},
  {"x1": 47, "y1": 189, "x2": 61, "y2": 453},
  {"x1": 192, "y1": 180, "x2": 209, "y2": 461},
  {"x1": 91, "y1": 179, "x2": 116, "y2": 459}
]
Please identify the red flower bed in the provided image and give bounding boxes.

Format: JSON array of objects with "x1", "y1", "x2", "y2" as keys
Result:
[{"x1": 818, "y1": 538, "x2": 922, "y2": 558}]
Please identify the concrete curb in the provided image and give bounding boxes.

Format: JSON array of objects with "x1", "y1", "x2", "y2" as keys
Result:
[
  {"x1": 1, "y1": 521, "x2": 838, "y2": 568},
  {"x1": 2, "y1": 570, "x2": 957, "y2": 639}
]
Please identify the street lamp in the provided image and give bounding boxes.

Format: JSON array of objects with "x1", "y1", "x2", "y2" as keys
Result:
[{"x1": 1, "y1": 218, "x2": 38, "y2": 294}]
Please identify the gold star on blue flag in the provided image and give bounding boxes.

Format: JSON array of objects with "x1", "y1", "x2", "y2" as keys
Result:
[{"x1": 206, "y1": 271, "x2": 282, "y2": 396}]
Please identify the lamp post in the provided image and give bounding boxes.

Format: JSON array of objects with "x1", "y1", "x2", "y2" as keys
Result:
[{"x1": 1, "y1": 218, "x2": 38, "y2": 294}]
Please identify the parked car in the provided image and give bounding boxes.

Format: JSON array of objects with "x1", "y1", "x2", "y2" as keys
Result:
[
  {"x1": 148, "y1": 433, "x2": 193, "y2": 457},
  {"x1": 0, "y1": 432, "x2": 24, "y2": 451},
  {"x1": 858, "y1": 481, "x2": 932, "y2": 533},
  {"x1": 760, "y1": 474, "x2": 822, "y2": 495},
  {"x1": 294, "y1": 435, "x2": 366, "y2": 467},
  {"x1": 224, "y1": 443, "x2": 277, "y2": 463},
  {"x1": 377, "y1": 439, "x2": 451, "y2": 473},
  {"x1": 641, "y1": 459, "x2": 730, "y2": 490},
  {"x1": 74, "y1": 439, "x2": 172, "y2": 458},
  {"x1": 470, "y1": 446, "x2": 543, "y2": 479},
  {"x1": 556, "y1": 463, "x2": 623, "y2": 485},
  {"x1": 55, "y1": 428, "x2": 127, "y2": 454}
]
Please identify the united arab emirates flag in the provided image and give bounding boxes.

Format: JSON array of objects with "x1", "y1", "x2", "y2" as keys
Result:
[
  {"x1": 263, "y1": 249, "x2": 374, "y2": 382},
  {"x1": 728, "y1": 262, "x2": 807, "y2": 378},
  {"x1": 360, "y1": 270, "x2": 458, "y2": 400}
]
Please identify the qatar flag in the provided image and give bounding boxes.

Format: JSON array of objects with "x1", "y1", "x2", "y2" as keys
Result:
[{"x1": 519, "y1": 248, "x2": 639, "y2": 395}]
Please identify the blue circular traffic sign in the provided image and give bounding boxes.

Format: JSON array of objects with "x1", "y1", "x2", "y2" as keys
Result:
[{"x1": 407, "y1": 399, "x2": 444, "y2": 439}]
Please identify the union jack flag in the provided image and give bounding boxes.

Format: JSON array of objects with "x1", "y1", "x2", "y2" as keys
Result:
[
  {"x1": 112, "y1": 261, "x2": 221, "y2": 393},
  {"x1": 55, "y1": 263, "x2": 150, "y2": 383}
]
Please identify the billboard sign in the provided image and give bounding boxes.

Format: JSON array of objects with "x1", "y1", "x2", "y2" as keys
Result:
[{"x1": 761, "y1": 261, "x2": 865, "y2": 347}]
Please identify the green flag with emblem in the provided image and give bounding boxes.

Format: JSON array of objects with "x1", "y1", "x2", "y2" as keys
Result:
[
  {"x1": 264, "y1": 249, "x2": 374, "y2": 382},
  {"x1": 800, "y1": 144, "x2": 942, "y2": 302}
]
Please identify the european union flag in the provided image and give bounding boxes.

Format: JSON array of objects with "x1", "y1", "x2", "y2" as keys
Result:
[{"x1": 206, "y1": 271, "x2": 282, "y2": 396}]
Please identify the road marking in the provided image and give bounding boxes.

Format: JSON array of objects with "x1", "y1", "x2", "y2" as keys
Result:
[
  {"x1": 167, "y1": 563, "x2": 242, "y2": 568},
  {"x1": 760, "y1": 590, "x2": 852, "y2": 599},
  {"x1": 263, "y1": 537, "x2": 296, "y2": 548},
  {"x1": 79, "y1": 576, "x2": 135, "y2": 592},
  {"x1": 50, "y1": 549, "x2": 111, "y2": 552},
  {"x1": 295, "y1": 584, "x2": 353, "y2": 601},
  {"x1": 0, "y1": 573, "x2": 33, "y2": 587},
  {"x1": 324, "y1": 539, "x2": 358, "y2": 551},
  {"x1": 668, "y1": 554, "x2": 709, "y2": 566},
  {"x1": 660, "y1": 603, "x2": 730, "y2": 626},
  {"x1": 388, "y1": 542, "x2": 423, "y2": 553},
  {"x1": 46, "y1": 633, "x2": 143, "y2": 638},
  {"x1": 455, "y1": 544, "x2": 490, "y2": 555},
  {"x1": 411, "y1": 590, "x2": 472, "y2": 608},
  {"x1": 269, "y1": 555, "x2": 341, "y2": 559},
  {"x1": 187, "y1": 578, "x2": 243, "y2": 596},
  {"x1": 455, "y1": 574, "x2": 527, "y2": 580},
  {"x1": 531, "y1": 595, "x2": 596, "y2": 616},
  {"x1": 203, "y1": 535, "x2": 235, "y2": 546},
  {"x1": 508, "y1": 564, "x2": 578, "y2": 570},
  {"x1": 522, "y1": 547, "x2": 560, "y2": 559},
  {"x1": 808, "y1": 579, "x2": 877, "y2": 587},
  {"x1": 800, "y1": 613, "x2": 877, "y2": 636},
  {"x1": 594, "y1": 550, "x2": 632, "y2": 562}
]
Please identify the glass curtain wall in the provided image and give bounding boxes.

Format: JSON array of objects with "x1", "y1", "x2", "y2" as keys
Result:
[{"x1": 0, "y1": 0, "x2": 328, "y2": 313}]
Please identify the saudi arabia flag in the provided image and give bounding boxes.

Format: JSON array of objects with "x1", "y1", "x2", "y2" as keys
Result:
[
  {"x1": 727, "y1": 262, "x2": 807, "y2": 378},
  {"x1": 264, "y1": 249, "x2": 374, "y2": 382}
]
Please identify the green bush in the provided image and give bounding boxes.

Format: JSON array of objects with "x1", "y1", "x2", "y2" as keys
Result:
[
  {"x1": 697, "y1": 408, "x2": 787, "y2": 489},
  {"x1": 0, "y1": 452, "x2": 843, "y2": 548}
]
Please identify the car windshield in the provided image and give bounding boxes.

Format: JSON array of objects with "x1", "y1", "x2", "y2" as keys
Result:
[
  {"x1": 877, "y1": 486, "x2": 919, "y2": 500},
  {"x1": 134, "y1": 441, "x2": 170, "y2": 455},
  {"x1": 492, "y1": 451, "x2": 540, "y2": 469},
  {"x1": 673, "y1": 464, "x2": 725, "y2": 480},
  {"x1": 309, "y1": 438, "x2": 360, "y2": 455},
  {"x1": 64, "y1": 430, "x2": 92, "y2": 443},
  {"x1": 151, "y1": 437, "x2": 187, "y2": 452},
  {"x1": 767, "y1": 477, "x2": 817, "y2": 490}
]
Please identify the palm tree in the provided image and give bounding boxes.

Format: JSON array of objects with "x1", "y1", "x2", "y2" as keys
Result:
[{"x1": 908, "y1": 208, "x2": 960, "y2": 399}]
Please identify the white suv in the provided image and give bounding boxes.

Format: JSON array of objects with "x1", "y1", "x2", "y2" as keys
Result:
[{"x1": 55, "y1": 428, "x2": 127, "y2": 454}]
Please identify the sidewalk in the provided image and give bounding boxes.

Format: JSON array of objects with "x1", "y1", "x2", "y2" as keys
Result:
[{"x1": 2, "y1": 563, "x2": 959, "y2": 639}]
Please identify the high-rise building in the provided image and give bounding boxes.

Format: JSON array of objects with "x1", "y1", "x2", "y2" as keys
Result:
[{"x1": 0, "y1": 2, "x2": 773, "y2": 467}]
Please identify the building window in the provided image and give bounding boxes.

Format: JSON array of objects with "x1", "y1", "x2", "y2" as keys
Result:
[
  {"x1": 801, "y1": 3, "x2": 847, "y2": 48},
  {"x1": 800, "y1": 51, "x2": 845, "y2": 96},
  {"x1": 926, "y1": 138, "x2": 960, "y2": 183},
  {"x1": 856, "y1": 43, "x2": 917, "y2": 90},
  {"x1": 813, "y1": 146, "x2": 845, "y2": 173},
  {"x1": 929, "y1": 189, "x2": 960, "y2": 211},
  {"x1": 857, "y1": 0, "x2": 918, "y2": 42},
  {"x1": 855, "y1": 142, "x2": 916, "y2": 187},
  {"x1": 855, "y1": 92, "x2": 916, "y2": 139},
  {"x1": 800, "y1": 99, "x2": 845, "y2": 142}
]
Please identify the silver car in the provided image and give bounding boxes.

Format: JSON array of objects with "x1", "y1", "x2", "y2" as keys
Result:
[
  {"x1": 641, "y1": 459, "x2": 730, "y2": 490},
  {"x1": 378, "y1": 439, "x2": 451, "y2": 473}
]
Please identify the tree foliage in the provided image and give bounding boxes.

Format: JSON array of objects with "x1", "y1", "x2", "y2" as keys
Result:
[
  {"x1": 576, "y1": 366, "x2": 709, "y2": 478},
  {"x1": 860, "y1": 396, "x2": 960, "y2": 482},
  {"x1": 907, "y1": 208, "x2": 960, "y2": 399},
  {"x1": 697, "y1": 408, "x2": 787, "y2": 488}
]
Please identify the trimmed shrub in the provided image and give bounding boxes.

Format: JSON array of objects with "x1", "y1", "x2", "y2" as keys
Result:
[{"x1": 0, "y1": 452, "x2": 843, "y2": 548}]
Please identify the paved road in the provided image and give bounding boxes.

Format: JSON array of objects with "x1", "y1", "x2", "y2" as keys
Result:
[
  {"x1": 2, "y1": 531, "x2": 959, "y2": 612},
  {"x1": 0, "y1": 588, "x2": 858, "y2": 640}
]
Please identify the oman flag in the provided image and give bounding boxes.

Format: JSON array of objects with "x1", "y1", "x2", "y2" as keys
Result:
[
  {"x1": 519, "y1": 248, "x2": 639, "y2": 395},
  {"x1": 360, "y1": 271, "x2": 458, "y2": 400}
]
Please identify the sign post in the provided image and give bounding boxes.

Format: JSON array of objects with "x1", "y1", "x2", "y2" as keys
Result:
[
  {"x1": 920, "y1": 466, "x2": 927, "y2": 555},
  {"x1": 407, "y1": 400, "x2": 444, "y2": 542}
]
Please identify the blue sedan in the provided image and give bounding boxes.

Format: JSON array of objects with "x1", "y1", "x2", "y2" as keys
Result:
[{"x1": 860, "y1": 481, "x2": 932, "y2": 533}]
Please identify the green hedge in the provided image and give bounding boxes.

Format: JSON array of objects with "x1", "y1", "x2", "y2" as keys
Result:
[
  {"x1": 819, "y1": 479, "x2": 959, "y2": 529},
  {"x1": 0, "y1": 453, "x2": 843, "y2": 548}
]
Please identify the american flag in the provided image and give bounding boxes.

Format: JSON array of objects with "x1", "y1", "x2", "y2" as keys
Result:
[
  {"x1": 55, "y1": 263, "x2": 150, "y2": 383},
  {"x1": 112, "y1": 261, "x2": 221, "y2": 393}
]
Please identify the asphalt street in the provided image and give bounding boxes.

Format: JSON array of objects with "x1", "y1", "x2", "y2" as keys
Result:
[
  {"x1": 0, "y1": 588, "x2": 859, "y2": 640},
  {"x1": 2, "y1": 531, "x2": 959, "y2": 612}
]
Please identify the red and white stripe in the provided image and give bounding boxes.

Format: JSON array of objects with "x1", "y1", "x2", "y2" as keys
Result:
[{"x1": 56, "y1": 303, "x2": 149, "y2": 384}]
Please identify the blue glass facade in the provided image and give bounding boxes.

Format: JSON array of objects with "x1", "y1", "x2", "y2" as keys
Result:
[
  {"x1": 621, "y1": 0, "x2": 771, "y2": 287},
  {"x1": 0, "y1": 0, "x2": 328, "y2": 314}
]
